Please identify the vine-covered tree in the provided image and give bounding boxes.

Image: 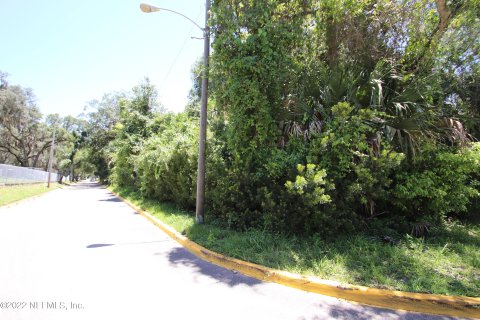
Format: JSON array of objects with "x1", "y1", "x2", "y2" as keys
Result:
[
  {"x1": 206, "y1": 0, "x2": 480, "y2": 234},
  {"x1": 110, "y1": 78, "x2": 160, "y2": 187}
]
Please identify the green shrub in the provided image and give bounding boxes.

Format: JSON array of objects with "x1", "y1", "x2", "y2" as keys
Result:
[
  {"x1": 135, "y1": 113, "x2": 198, "y2": 208},
  {"x1": 109, "y1": 80, "x2": 157, "y2": 187},
  {"x1": 309, "y1": 103, "x2": 403, "y2": 221},
  {"x1": 391, "y1": 143, "x2": 480, "y2": 224},
  {"x1": 466, "y1": 143, "x2": 480, "y2": 222},
  {"x1": 284, "y1": 164, "x2": 332, "y2": 206},
  {"x1": 205, "y1": 101, "x2": 480, "y2": 237},
  {"x1": 205, "y1": 142, "x2": 306, "y2": 232},
  {"x1": 110, "y1": 132, "x2": 142, "y2": 188}
]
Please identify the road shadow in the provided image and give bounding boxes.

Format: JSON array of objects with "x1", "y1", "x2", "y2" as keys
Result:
[
  {"x1": 65, "y1": 181, "x2": 105, "y2": 190},
  {"x1": 166, "y1": 246, "x2": 263, "y2": 288},
  {"x1": 98, "y1": 195, "x2": 123, "y2": 203},
  {"x1": 316, "y1": 300, "x2": 466, "y2": 320},
  {"x1": 86, "y1": 240, "x2": 170, "y2": 249},
  {"x1": 86, "y1": 243, "x2": 115, "y2": 248}
]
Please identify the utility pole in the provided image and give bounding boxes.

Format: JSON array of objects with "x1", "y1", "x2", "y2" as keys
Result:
[
  {"x1": 47, "y1": 128, "x2": 56, "y2": 188},
  {"x1": 195, "y1": 0, "x2": 210, "y2": 224}
]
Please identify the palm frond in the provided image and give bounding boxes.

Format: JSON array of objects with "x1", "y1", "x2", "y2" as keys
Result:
[{"x1": 436, "y1": 118, "x2": 471, "y2": 146}]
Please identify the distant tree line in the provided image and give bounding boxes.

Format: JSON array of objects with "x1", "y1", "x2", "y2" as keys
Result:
[{"x1": 0, "y1": 71, "x2": 91, "y2": 181}]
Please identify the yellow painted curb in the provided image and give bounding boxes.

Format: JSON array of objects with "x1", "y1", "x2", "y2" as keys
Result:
[{"x1": 111, "y1": 191, "x2": 480, "y2": 319}]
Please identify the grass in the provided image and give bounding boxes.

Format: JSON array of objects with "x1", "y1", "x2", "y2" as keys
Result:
[
  {"x1": 0, "y1": 183, "x2": 63, "y2": 206},
  {"x1": 112, "y1": 186, "x2": 480, "y2": 297}
]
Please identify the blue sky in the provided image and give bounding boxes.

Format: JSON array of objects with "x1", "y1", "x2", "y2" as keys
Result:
[{"x1": 0, "y1": 0, "x2": 206, "y2": 116}]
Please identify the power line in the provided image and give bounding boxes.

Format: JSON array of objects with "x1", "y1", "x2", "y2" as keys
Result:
[{"x1": 158, "y1": 4, "x2": 203, "y2": 94}]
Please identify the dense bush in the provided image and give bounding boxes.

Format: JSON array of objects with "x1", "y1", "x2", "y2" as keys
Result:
[
  {"x1": 308, "y1": 103, "x2": 402, "y2": 220},
  {"x1": 205, "y1": 147, "x2": 306, "y2": 232},
  {"x1": 110, "y1": 132, "x2": 141, "y2": 188},
  {"x1": 390, "y1": 143, "x2": 480, "y2": 224},
  {"x1": 205, "y1": 102, "x2": 480, "y2": 236},
  {"x1": 110, "y1": 80, "x2": 156, "y2": 188},
  {"x1": 135, "y1": 113, "x2": 198, "y2": 208},
  {"x1": 107, "y1": 98, "x2": 480, "y2": 237}
]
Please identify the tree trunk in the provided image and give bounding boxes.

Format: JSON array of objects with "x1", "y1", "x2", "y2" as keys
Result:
[
  {"x1": 406, "y1": 0, "x2": 458, "y2": 72},
  {"x1": 326, "y1": 14, "x2": 338, "y2": 69},
  {"x1": 32, "y1": 141, "x2": 51, "y2": 168},
  {"x1": 435, "y1": 0, "x2": 452, "y2": 33}
]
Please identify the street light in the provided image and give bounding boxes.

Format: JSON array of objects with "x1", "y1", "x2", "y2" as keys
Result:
[{"x1": 140, "y1": 2, "x2": 210, "y2": 224}]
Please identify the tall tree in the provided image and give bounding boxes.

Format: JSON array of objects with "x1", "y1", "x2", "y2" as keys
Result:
[
  {"x1": 0, "y1": 81, "x2": 52, "y2": 167},
  {"x1": 110, "y1": 78, "x2": 159, "y2": 186},
  {"x1": 83, "y1": 92, "x2": 125, "y2": 182}
]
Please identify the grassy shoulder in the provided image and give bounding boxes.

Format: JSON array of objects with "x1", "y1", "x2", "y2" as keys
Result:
[
  {"x1": 111, "y1": 185, "x2": 480, "y2": 297},
  {"x1": 0, "y1": 183, "x2": 63, "y2": 207}
]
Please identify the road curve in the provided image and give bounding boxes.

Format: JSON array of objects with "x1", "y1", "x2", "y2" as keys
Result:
[{"x1": 0, "y1": 182, "x2": 471, "y2": 320}]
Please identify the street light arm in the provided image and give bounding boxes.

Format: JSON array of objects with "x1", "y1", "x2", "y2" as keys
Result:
[{"x1": 140, "y1": 3, "x2": 204, "y2": 32}]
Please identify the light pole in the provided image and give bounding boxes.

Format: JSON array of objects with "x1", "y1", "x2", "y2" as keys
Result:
[
  {"x1": 140, "y1": 2, "x2": 210, "y2": 224},
  {"x1": 47, "y1": 128, "x2": 56, "y2": 188}
]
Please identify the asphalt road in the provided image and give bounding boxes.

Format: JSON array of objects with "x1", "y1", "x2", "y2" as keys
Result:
[{"x1": 0, "y1": 182, "x2": 470, "y2": 320}]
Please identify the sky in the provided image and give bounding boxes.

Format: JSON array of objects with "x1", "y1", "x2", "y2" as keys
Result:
[{"x1": 0, "y1": 0, "x2": 206, "y2": 117}]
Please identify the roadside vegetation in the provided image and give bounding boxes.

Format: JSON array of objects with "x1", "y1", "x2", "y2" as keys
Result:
[
  {"x1": 112, "y1": 185, "x2": 480, "y2": 297},
  {"x1": 0, "y1": 183, "x2": 62, "y2": 207},
  {"x1": 2, "y1": 0, "x2": 479, "y2": 297}
]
